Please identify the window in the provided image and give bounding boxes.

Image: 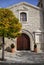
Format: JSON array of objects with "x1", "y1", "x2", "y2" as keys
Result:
[{"x1": 20, "y1": 12, "x2": 27, "y2": 21}]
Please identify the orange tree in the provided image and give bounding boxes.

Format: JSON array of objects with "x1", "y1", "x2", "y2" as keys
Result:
[{"x1": 0, "y1": 8, "x2": 22, "y2": 60}]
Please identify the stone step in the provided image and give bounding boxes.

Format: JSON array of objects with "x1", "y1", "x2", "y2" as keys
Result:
[{"x1": 0, "y1": 51, "x2": 44, "y2": 63}]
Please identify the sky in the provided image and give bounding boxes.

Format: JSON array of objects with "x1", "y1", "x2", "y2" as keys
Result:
[{"x1": 0, "y1": 0, "x2": 38, "y2": 8}]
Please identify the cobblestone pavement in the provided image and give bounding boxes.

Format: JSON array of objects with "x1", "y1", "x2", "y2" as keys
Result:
[{"x1": 0, "y1": 51, "x2": 44, "y2": 63}]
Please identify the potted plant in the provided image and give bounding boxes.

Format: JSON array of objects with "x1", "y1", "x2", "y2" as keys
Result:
[
  {"x1": 34, "y1": 44, "x2": 37, "y2": 53},
  {"x1": 11, "y1": 44, "x2": 15, "y2": 53}
]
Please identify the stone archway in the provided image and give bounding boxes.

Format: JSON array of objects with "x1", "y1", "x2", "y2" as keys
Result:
[{"x1": 17, "y1": 33, "x2": 30, "y2": 50}]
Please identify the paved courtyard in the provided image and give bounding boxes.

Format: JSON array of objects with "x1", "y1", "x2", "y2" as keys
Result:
[{"x1": 0, "y1": 51, "x2": 44, "y2": 63}]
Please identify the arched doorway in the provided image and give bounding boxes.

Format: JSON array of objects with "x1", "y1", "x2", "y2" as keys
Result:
[{"x1": 17, "y1": 33, "x2": 30, "y2": 50}]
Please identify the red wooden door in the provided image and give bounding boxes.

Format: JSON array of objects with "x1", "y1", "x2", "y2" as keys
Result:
[
  {"x1": 17, "y1": 34, "x2": 30, "y2": 50},
  {"x1": 17, "y1": 36, "x2": 23, "y2": 50}
]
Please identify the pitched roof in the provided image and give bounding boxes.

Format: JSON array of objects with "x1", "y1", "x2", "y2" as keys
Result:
[{"x1": 7, "y1": 2, "x2": 42, "y2": 11}]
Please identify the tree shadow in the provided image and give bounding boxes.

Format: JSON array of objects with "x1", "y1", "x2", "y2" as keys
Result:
[{"x1": 5, "y1": 46, "x2": 11, "y2": 52}]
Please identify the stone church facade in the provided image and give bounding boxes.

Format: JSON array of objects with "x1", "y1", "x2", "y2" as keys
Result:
[{"x1": 2, "y1": 1, "x2": 44, "y2": 53}]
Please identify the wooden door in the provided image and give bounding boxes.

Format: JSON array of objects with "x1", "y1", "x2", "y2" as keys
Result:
[{"x1": 17, "y1": 33, "x2": 30, "y2": 50}]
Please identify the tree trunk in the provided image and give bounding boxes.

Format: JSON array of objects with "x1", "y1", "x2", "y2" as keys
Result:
[{"x1": 2, "y1": 35, "x2": 4, "y2": 61}]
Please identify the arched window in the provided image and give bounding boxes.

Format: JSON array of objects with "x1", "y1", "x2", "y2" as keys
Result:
[{"x1": 20, "y1": 12, "x2": 27, "y2": 21}]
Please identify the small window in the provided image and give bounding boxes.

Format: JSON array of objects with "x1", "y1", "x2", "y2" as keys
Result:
[{"x1": 20, "y1": 12, "x2": 27, "y2": 21}]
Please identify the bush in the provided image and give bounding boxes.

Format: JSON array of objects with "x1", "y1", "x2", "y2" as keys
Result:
[
  {"x1": 34, "y1": 44, "x2": 37, "y2": 48},
  {"x1": 11, "y1": 44, "x2": 15, "y2": 48}
]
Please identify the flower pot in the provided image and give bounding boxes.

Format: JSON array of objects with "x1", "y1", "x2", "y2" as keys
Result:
[
  {"x1": 34, "y1": 44, "x2": 37, "y2": 53},
  {"x1": 34, "y1": 48, "x2": 37, "y2": 53},
  {"x1": 11, "y1": 48, "x2": 15, "y2": 53},
  {"x1": 11, "y1": 44, "x2": 15, "y2": 53}
]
